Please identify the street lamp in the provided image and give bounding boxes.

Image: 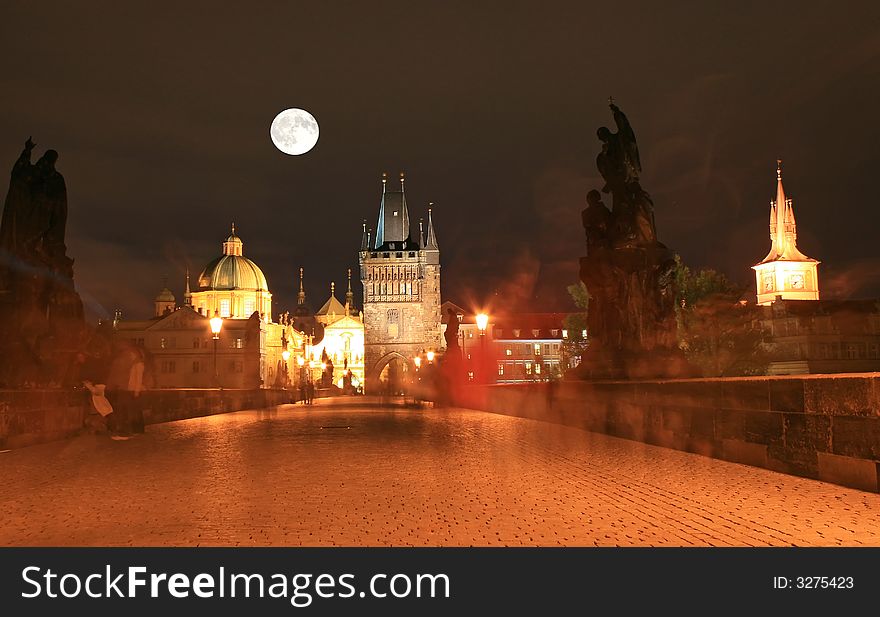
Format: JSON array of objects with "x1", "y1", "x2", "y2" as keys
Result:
[
  {"x1": 210, "y1": 310, "x2": 223, "y2": 386},
  {"x1": 426, "y1": 350, "x2": 435, "y2": 363},
  {"x1": 282, "y1": 349, "x2": 291, "y2": 388},
  {"x1": 476, "y1": 312, "x2": 489, "y2": 383},
  {"x1": 414, "y1": 355, "x2": 422, "y2": 370}
]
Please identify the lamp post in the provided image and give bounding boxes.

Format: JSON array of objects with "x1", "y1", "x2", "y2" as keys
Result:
[
  {"x1": 282, "y1": 349, "x2": 291, "y2": 388},
  {"x1": 210, "y1": 311, "x2": 223, "y2": 387},
  {"x1": 476, "y1": 313, "x2": 489, "y2": 384}
]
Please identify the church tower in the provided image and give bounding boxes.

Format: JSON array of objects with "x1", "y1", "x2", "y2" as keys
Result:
[
  {"x1": 359, "y1": 173, "x2": 442, "y2": 393},
  {"x1": 753, "y1": 160, "x2": 819, "y2": 305}
]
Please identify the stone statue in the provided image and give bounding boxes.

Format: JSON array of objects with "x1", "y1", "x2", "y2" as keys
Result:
[
  {"x1": 596, "y1": 102, "x2": 641, "y2": 196},
  {"x1": 582, "y1": 190, "x2": 612, "y2": 255},
  {"x1": 443, "y1": 308, "x2": 461, "y2": 355},
  {"x1": 578, "y1": 103, "x2": 691, "y2": 379},
  {"x1": 0, "y1": 138, "x2": 85, "y2": 387}
]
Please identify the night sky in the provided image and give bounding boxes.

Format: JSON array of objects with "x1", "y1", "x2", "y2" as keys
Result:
[{"x1": 3, "y1": 1, "x2": 880, "y2": 322}]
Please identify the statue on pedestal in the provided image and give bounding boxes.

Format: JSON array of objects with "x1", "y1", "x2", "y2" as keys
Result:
[
  {"x1": 0, "y1": 138, "x2": 85, "y2": 387},
  {"x1": 578, "y1": 103, "x2": 691, "y2": 379}
]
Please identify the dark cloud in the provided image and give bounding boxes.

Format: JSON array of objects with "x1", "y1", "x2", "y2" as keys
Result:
[{"x1": 2, "y1": 1, "x2": 879, "y2": 321}]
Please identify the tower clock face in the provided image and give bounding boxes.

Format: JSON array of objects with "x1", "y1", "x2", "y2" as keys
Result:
[
  {"x1": 763, "y1": 274, "x2": 774, "y2": 291},
  {"x1": 789, "y1": 273, "x2": 805, "y2": 289}
]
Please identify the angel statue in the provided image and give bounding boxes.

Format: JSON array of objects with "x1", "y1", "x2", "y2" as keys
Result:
[{"x1": 596, "y1": 99, "x2": 642, "y2": 198}]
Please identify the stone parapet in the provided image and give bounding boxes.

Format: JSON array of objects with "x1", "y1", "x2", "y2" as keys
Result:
[
  {"x1": 0, "y1": 388, "x2": 295, "y2": 450},
  {"x1": 456, "y1": 373, "x2": 880, "y2": 492}
]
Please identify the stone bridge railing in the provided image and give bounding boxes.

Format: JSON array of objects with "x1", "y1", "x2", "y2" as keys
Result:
[
  {"x1": 456, "y1": 374, "x2": 880, "y2": 493},
  {"x1": 0, "y1": 388, "x2": 295, "y2": 450}
]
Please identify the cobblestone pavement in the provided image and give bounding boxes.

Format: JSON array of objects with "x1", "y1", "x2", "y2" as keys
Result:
[{"x1": 2, "y1": 401, "x2": 880, "y2": 546}]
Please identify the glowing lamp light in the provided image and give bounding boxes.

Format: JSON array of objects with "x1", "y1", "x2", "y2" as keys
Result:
[
  {"x1": 309, "y1": 361, "x2": 316, "y2": 369},
  {"x1": 475, "y1": 313, "x2": 489, "y2": 333},
  {"x1": 426, "y1": 350, "x2": 435, "y2": 363},
  {"x1": 210, "y1": 312, "x2": 223, "y2": 338},
  {"x1": 321, "y1": 363, "x2": 327, "y2": 371},
  {"x1": 282, "y1": 349, "x2": 291, "y2": 362},
  {"x1": 297, "y1": 356, "x2": 305, "y2": 367},
  {"x1": 414, "y1": 356, "x2": 422, "y2": 369}
]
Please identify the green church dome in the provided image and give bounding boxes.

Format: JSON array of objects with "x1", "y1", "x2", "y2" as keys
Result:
[{"x1": 197, "y1": 226, "x2": 269, "y2": 291}]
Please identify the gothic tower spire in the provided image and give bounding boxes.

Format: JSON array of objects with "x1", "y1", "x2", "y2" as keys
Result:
[
  {"x1": 360, "y1": 219, "x2": 369, "y2": 250},
  {"x1": 184, "y1": 267, "x2": 192, "y2": 306},
  {"x1": 425, "y1": 203, "x2": 439, "y2": 250},
  {"x1": 373, "y1": 171, "x2": 411, "y2": 248},
  {"x1": 346, "y1": 268, "x2": 354, "y2": 315},
  {"x1": 753, "y1": 160, "x2": 819, "y2": 305},
  {"x1": 297, "y1": 267, "x2": 306, "y2": 305}
]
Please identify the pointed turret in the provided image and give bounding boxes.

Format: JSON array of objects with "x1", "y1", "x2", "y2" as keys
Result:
[
  {"x1": 345, "y1": 268, "x2": 354, "y2": 315},
  {"x1": 360, "y1": 219, "x2": 370, "y2": 250},
  {"x1": 183, "y1": 267, "x2": 192, "y2": 306},
  {"x1": 297, "y1": 267, "x2": 306, "y2": 306},
  {"x1": 373, "y1": 172, "x2": 413, "y2": 249},
  {"x1": 425, "y1": 203, "x2": 439, "y2": 250},
  {"x1": 753, "y1": 160, "x2": 819, "y2": 305},
  {"x1": 760, "y1": 160, "x2": 810, "y2": 263}
]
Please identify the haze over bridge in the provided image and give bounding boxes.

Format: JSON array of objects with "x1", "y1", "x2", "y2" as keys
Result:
[{"x1": 2, "y1": 398, "x2": 878, "y2": 547}]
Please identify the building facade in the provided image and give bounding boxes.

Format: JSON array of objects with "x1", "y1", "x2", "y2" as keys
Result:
[
  {"x1": 753, "y1": 161, "x2": 820, "y2": 305},
  {"x1": 440, "y1": 302, "x2": 568, "y2": 384},
  {"x1": 308, "y1": 273, "x2": 366, "y2": 390},
  {"x1": 114, "y1": 225, "x2": 303, "y2": 389},
  {"x1": 759, "y1": 299, "x2": 880, "y2": 375},
  {"x1": 359, "y1": 174, "x2": 442, "y2": 393}
]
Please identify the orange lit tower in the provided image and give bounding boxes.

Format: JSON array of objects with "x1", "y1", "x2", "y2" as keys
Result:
[{"x1": 753, "y1": 160, "x2": 819, "y2": 305}]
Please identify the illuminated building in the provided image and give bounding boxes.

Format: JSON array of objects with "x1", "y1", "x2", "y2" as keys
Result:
[
  {"x1": 753, "y1": 161, "x2": 819, "y2": 305},
  {"x1": 441, "y1": 302, "x2": 567, "y2": 383},
  {"x1": 309, "y1": 272, "x2": 366, "y2": 390},
  {"x1": 188, "y1": 224, "x2": 273, "y2": 321},
  {"x1": 113, "y1": 225, "x2": 304, "y2": 389},
  {"x1": 358, "y1": 173, "x2": 442, "y2": 393}
]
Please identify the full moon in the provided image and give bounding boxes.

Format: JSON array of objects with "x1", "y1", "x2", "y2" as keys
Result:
[{"x1": 269, "y1": 108, "x2": 319, "y2": 155}]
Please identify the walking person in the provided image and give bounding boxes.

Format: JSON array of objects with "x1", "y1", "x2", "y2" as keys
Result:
[{"x1": 106, "y1": 341, "x2": 146, "y2": 438}]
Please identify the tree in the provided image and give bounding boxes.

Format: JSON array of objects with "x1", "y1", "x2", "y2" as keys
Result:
[
  {"x1": 562, "y1": 282, "x2": 590, "y2": 370},
  {"x1": 673, "y1": 255, "x2": 768, "y2": 377}
]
